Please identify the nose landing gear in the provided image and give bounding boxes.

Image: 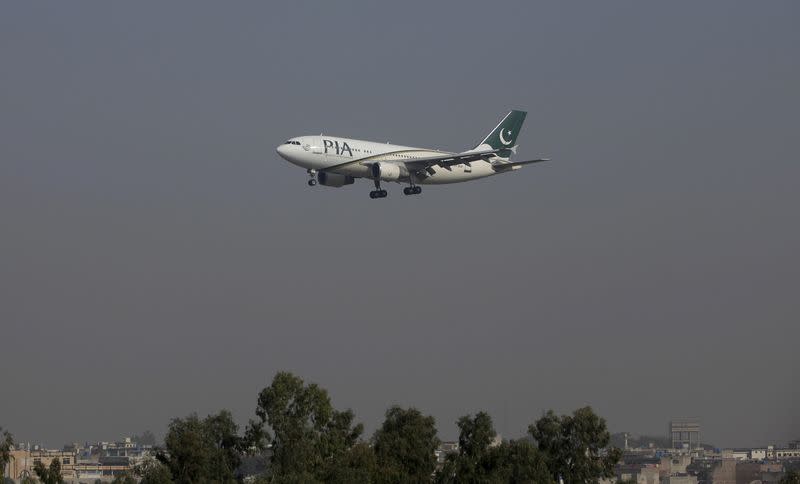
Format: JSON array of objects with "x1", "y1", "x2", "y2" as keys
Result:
[{"x1": 307, "y1": 169, "x2": 317, "y2": 187}]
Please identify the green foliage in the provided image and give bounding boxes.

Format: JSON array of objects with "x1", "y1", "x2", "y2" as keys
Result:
[
  {"x1": 436, "y1": 411, "x2": 497, "y2": 483},
  {"x1": 372, "y1": 405, "x2": 440, "y2": 482},
  {"x1": 458, "y1": 412, "x2": 496, "y2": 461},
  {"x1": 435, "y1": 412, "x2": 553, "y2": 484},
  {"x1": 782, "y1": 470, "x2": 800, "y2": 484},
  {"x1": 485, "y1": 439, "x2": 555, "y2": 484},
  {"x1": 259, "y1": 472, "x2": 322, "y2": 484},
  {"x1": 0, "y1": 427, "x2": 12, "y2": 478},
  {"x1": 158, "y1": 410, "x2": 244, "y2": 484},
  {"x1": 33, "y1": 457, "x2": 64, "y2": 484},
  {"x1": 21, "y1": 478, "x2": 38, "y2": 484},
  {"x1": 529, "y1": 406, "x2": 622, "y2": 484},
  {"x1": 254, "y1": 371, "x2": 363, "y2": 481},
  {"x1": 137, "y1": 457, "x2": 174, "y2": 484},
  {"x1": 322, "y1": 442, "x2": 378, "y2": 484},
  {"x1": 111, "y1": 473, "x2": 136, "y2": 484}
]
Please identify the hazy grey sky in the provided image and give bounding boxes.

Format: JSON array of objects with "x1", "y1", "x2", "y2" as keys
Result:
[{"x1": 1, "y1": 1, "x2": 798, "y2": 449}]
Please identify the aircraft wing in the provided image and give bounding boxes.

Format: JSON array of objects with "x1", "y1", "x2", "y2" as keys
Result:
[
  {"x1": 401, "y1": 148, "x2": 509, "y2": 172},
  {"x1": 321, "y1": 148, "x2": 509, "y2": 174}
]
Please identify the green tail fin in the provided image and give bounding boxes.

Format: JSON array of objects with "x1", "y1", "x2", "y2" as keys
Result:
[{"x1": 473, "y1": 110, "x2": 527, "y2": 155}]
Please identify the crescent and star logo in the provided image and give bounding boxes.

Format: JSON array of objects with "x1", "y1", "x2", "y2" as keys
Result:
[{"x1": 499, "y1": 128, "x2": 513, "y2": 145}]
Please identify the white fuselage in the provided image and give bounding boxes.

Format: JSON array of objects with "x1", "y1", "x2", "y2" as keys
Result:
[{"x1": 276, "y1": 135, "x2": 497, "y2": 185}]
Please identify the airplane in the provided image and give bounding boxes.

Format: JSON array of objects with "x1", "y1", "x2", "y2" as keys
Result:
[{"x1": 275, "y1": 109, "x2": 550, "y2": 199}]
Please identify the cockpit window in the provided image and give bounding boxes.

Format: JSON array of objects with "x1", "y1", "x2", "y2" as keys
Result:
[{"x1": 285, "y1": 141, "x2": 301, "y2": 145}]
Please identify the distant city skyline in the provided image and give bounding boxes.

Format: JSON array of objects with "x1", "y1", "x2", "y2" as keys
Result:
[{"x1": 5, "y1": 412, "x2": 797, "y2": 451}]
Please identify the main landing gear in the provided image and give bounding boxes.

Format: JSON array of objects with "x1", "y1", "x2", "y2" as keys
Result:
[
  {"x1": 369, "y1": 177, "x2": 388, "y2": 199},
  {"x1": 403, "y1": 186, "x2": 422, "y2": 196},
  {"x1": 307, "y1": 169, "x2": 317, "y2": 186},
  {"x1": 369, "y1": 189, "x2": 388, "y2": 199}
]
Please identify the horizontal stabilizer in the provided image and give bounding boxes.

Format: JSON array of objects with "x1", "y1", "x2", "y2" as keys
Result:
[{"x1": 491, "y1": 158, "x2": 550, "y2": 172}]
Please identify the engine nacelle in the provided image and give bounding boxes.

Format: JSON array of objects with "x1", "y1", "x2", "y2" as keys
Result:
[
  {"x1": 317, "y1": 172, "x2": 355, "y2": 187},
  {"x1": 371, "y1": 162, "x2": 405, "y2": 182}
]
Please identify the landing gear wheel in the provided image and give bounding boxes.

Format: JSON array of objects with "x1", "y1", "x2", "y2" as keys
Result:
[
  {"x1": 308, "y1": 179, "x2": 317, "y2": 186},
  {"x1": 413, "y1": 186, "x2": 422, "y2": 194},
  {"x1": 369, "y1": 191, "x2": 376, "y2": 199},
  {"x1": 403, "y1": 187, "x2": 412, "y2": 195},
  {"x1": 380, "y1": 190, "x2": 388, "y2": 198}
]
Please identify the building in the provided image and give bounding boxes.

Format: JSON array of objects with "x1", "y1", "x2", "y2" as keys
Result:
[
  {"x1": 670, "y1": 419, "x2": 701, "y2": 450},
  {"x1": 6, "y1": 449, "x2": 78, "y2": 481},
  {"x1": 662, "y1": 475, "x2": 698, "y2": 484},
  {"x1": 617, "y1": 463, "x2": 661, "y2": 484},
  {"x1": 722, "y1": 449, "x2": 750, "y2": 461},
  {"x1": 98, "y1": 438, "x2": 152, "y2": 467},
  {"x1": 710, "y1": 458, "x2": 737, "y2": 484},
  {"x1": 775, "y1": 448, "x2": 800, "y2": 459},
  {"x1": 760, "y1": 462, "x2": 786, "y2": 484},
  {"x1": 435, "y1": 441, "x2": 459, "y2": 464},
  {"x1": 661, "y1": 454, "x2": 692, "y2": 477},
  {"x1": 3, "y1": 437, "x2": 152, "y2": 482},
  {"x1": 72, "y1": 462, "x2": 133, "y2": 481}
]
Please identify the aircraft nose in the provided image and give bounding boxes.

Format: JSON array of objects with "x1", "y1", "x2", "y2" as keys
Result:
[{"x1": 276, "y1": 144, "x2": 289, "y2": 159}]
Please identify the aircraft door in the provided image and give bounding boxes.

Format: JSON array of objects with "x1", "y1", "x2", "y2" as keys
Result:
[{"x1": 307, "y1": 137, "x2": 324, "y2": 156}]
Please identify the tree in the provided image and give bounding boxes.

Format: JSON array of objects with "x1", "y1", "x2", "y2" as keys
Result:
[
  {"x1": 0, "y1": 427, "x2": 12, "y2": 478},
  {"x1": 458, "y1": 412, "x2": 497, "y2": 478},
  {"x1": 485, "y1": 439, "x2": 555, "y2": 484},
  {"x1": 322, "y1": 442, "x2": 378, "y2": 484},
  {"x1": 372, "y1": 405, "x2": 440, "y2": 482},
  {"x1": 254, "y1": 371, "x2": 363, "y2": 481},
  {"x1": 436, "y1": 412, "x2": 553, "y2": 484},
  {"x1": 436, "y1": 412, "x2": 497, "y2": 483},
  {"x1": 158, "y1": 410, "x2": 245, "y2": 484},
  {"x1": 781, "y1": 470, "x2": 800, "y2": 484},
  {"x1": 459, "y1": 412, "x2": 496, "y2": 460},
  {"x1": 33, "y1": 457, "x2": 64, "y2": 484},
  {"x1": 529, "y1": 406, "x2": 622, "y2": 484},
  {"x1": 111, "y1": 473, "x2": 136, "y2": 484},
  {"x1": 137, "y1": 457, "x2": 174, "y2": 484}
]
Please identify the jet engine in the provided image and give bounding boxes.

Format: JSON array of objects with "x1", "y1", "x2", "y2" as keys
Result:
[
  {"x1": 317, "y1": 172, "x2": 355, "y2": 187},
  {"x1": 371, "y1": 162, "x2": 405, "y2": 182}
]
